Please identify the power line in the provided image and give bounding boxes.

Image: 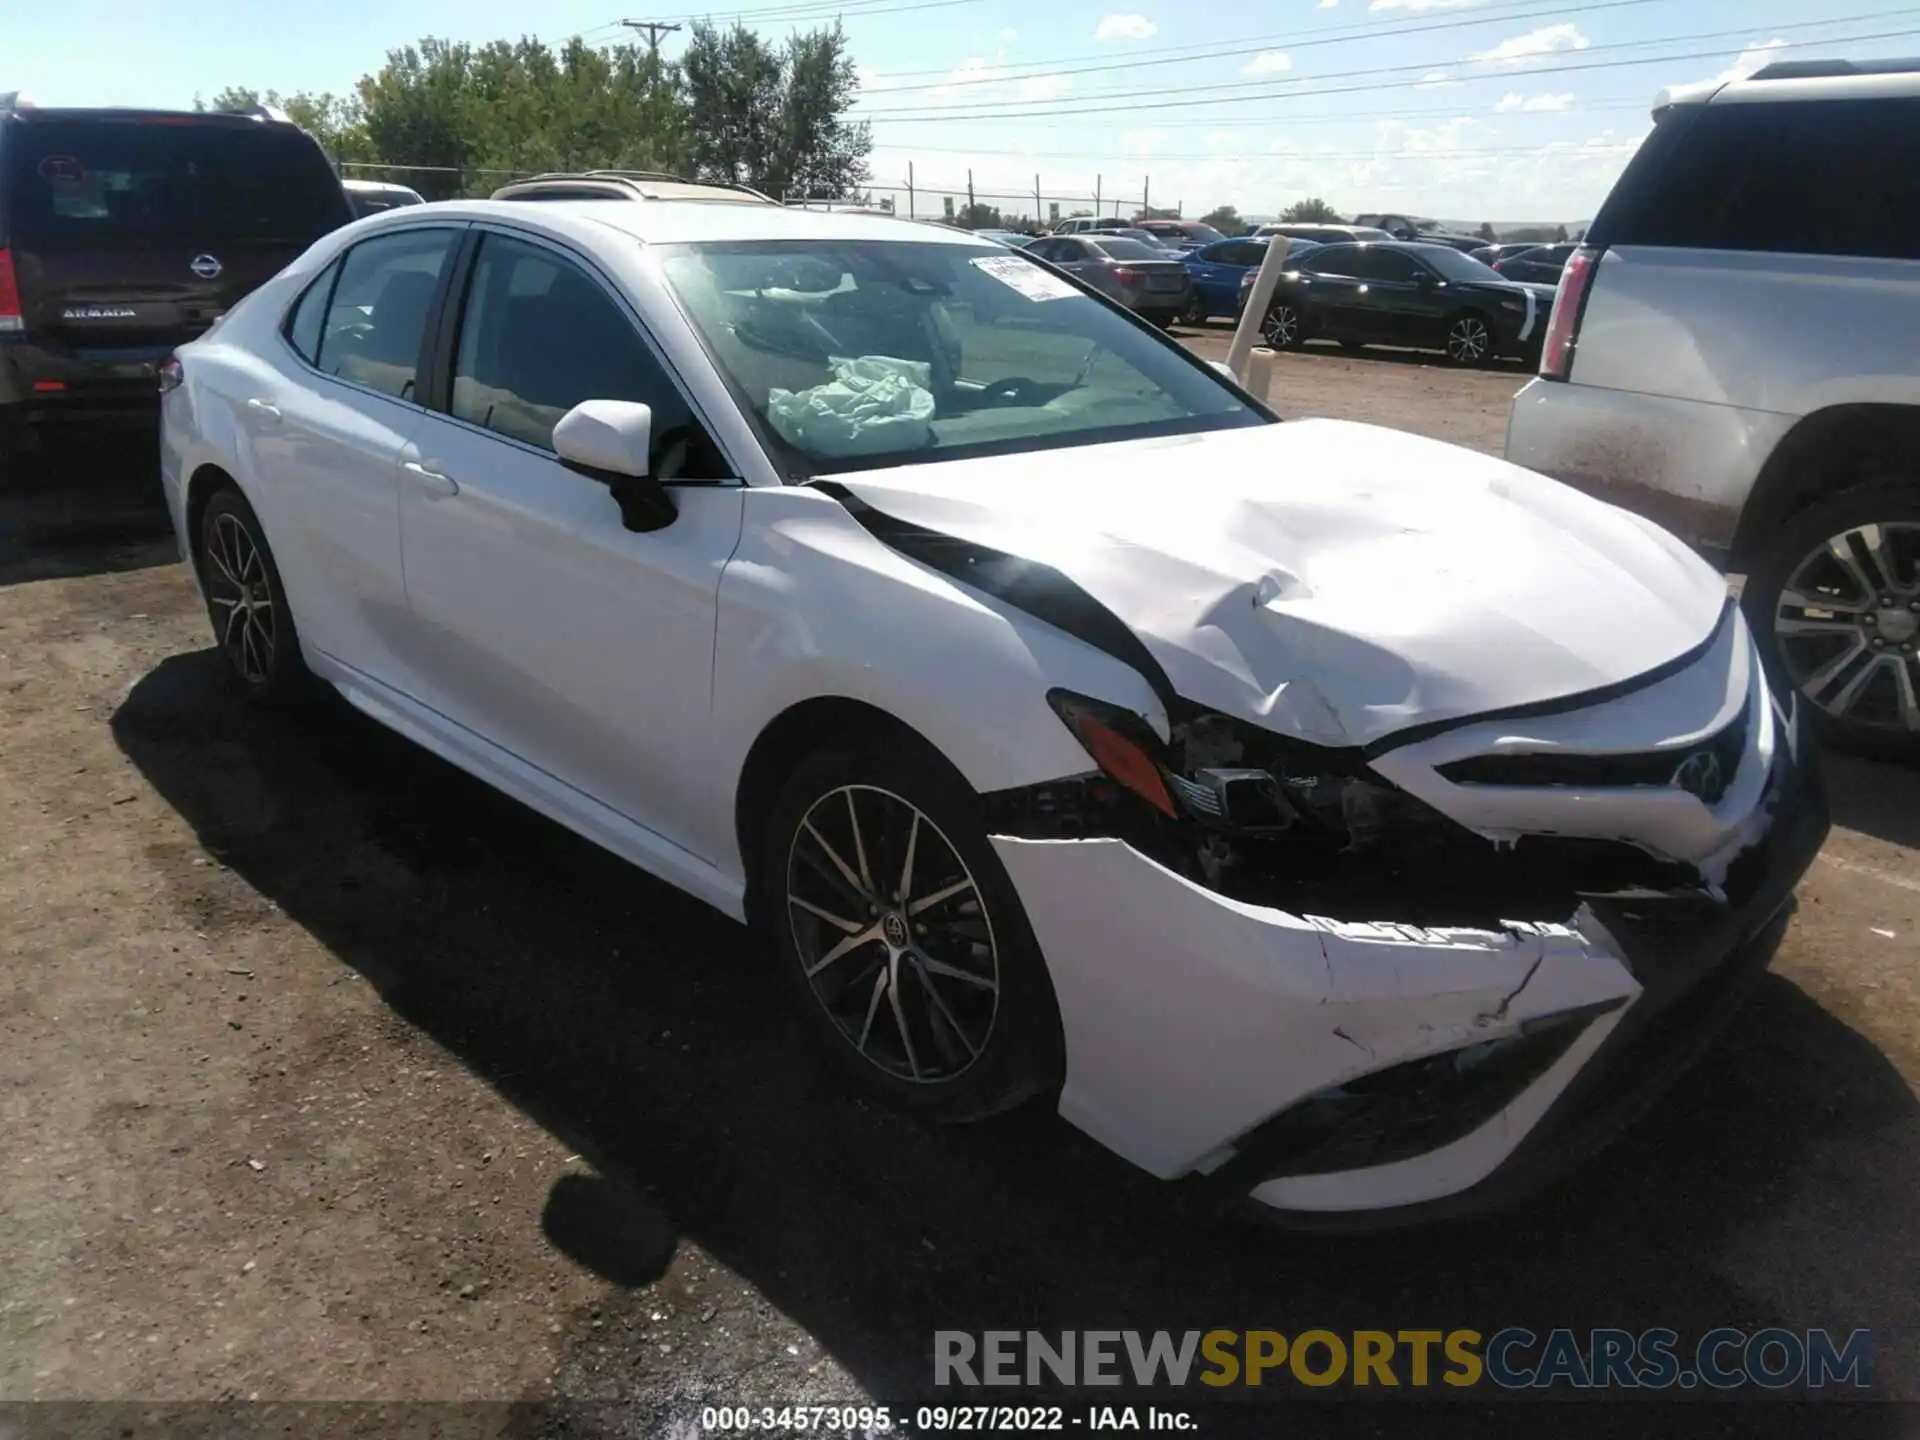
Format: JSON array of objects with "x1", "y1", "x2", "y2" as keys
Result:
[
  {"x1": 854, "y1": 12, "x2": 1920, "y2": 120},
  {"x1": 861, "y1": 0, "x2": 1674, "y2": 97}
]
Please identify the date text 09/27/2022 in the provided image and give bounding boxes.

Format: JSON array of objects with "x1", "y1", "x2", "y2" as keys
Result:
[{"x1": 699, "y1": 1405, "x2": 1195, "y2": 1433}]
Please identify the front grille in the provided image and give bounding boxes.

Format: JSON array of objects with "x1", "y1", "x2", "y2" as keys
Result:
[{"x1": 1437, "y1": 702, "x2": 1749, "y2": 804}]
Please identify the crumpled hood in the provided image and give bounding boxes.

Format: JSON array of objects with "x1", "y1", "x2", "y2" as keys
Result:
[{"x1": 831, "y1": 418, "x2": 1729, "y2": 747}]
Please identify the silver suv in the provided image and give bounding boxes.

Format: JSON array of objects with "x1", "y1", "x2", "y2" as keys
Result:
[{"x1": 1506, "y1": 58, "x2": 1920, "y2": 759}]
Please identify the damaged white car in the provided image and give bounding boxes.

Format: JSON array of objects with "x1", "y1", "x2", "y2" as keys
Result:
[{"x1": 159, "y1": 196, "x2": 1829, "y2": 1225}]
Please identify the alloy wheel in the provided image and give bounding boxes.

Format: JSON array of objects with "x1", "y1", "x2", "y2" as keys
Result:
[
  {"x1": 784, "y1": 784, "x2": 1000, "y2": 1084},
  {"x1": 1772, "y1": 521, "x2": 1920, "y2": 735},
  {"x1": 1446, "y1": 316, "x2": 1490, "y2": 364},
  {"x1": 204, "y1": 512, "x2": 276, "y2": 685},
  {"x1": 1263, "y1": 306, "x2": 1298, "y2": 348}
]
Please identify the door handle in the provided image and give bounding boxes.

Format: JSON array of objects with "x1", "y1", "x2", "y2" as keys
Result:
[
  {"x1": 246, "y1": 398, "x2": 281, "y2": 420},
  {"x1": 401, "y1": 459, "x2": 459, "y2": 498}
]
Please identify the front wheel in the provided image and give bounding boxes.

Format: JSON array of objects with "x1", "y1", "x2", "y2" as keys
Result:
[
  {"x1": 1262, "y1": 302, "x2": 1304, "y2": 350},
  {"x1": 1444, "y1": 312, "x2": 1493, "y2": 366},
  {"x1": 758, "y1": 734, "x2": 1065, "y2": 1121},
  {"x1": 1744, "y1": 478, "x2": 1920, "y2": 761}
]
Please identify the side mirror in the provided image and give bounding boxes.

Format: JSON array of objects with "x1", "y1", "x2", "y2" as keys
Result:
[{"x1": 553, "y1": 400, "x2": 677, "y2": 533}]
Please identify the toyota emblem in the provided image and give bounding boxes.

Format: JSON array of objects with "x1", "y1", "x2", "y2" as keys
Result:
[
  {"x1": 190, "y1": 254, "x2": 223, "y2": 280},
  {"x1": 1670, "y1": 748, "x2": 1724, "y2": 801}
]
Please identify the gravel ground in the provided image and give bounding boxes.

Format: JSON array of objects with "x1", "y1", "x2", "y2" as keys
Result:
[{"x1": 2, "y1": 344, "x2": 1916, "y2": 1439}]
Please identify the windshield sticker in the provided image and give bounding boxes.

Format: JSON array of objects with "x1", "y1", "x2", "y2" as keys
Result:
[
  {"x1": 38, "y1": 154, "x2": 85, "y2": 186},
  {"x1": 970, "y1": 254, "x2": 1078, "y2": 302}
]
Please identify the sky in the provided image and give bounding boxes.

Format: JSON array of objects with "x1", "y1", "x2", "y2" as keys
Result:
[{"x1": 6, "y1": 0, "x2": 1918, "y2": 222}]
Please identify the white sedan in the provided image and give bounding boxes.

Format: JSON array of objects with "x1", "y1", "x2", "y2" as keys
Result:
[{"x1": 158, "y1": 194, "x2": 1827, "y2": 1225}]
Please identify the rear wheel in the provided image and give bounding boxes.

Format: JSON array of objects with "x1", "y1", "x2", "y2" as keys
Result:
[
  {"x1": 1444, "y1": 312, "x2": 1493, "y2": 366},
  {"x1": 1179, "y1": 298, "x2": 1208, "y2": 327},
  {"x1": 1745, "y1": 479, "x2": 1920, "y2": 760},
  {"x1": 197, "y1": 485, "x2": 314, "y2": 706},
  {"x1": 758, "y1": 734, "x2": 1065, "y2": 1121},
  {"x1": 1262, "y1": 302, "x2": 1303, "y2": 350}
]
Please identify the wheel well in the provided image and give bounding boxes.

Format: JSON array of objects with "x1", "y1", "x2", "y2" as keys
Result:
[
  {"x1": 733, "y1": 697, "x2": 940, "y2": 927},
  {"x1": 1730, "y1": 404, "x2": 1920, "y2": 570},
  {"x1": 182, "y1": 463, "x2": 239, "y2": 581}
]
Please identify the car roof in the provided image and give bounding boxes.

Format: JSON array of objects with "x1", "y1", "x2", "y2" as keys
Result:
[
  {"x1": 0, "y1": 105, "x2": 306, "y2": 130},
  {"x1": 376, "y1": 197, "x2": 1010, "y2": 248}
]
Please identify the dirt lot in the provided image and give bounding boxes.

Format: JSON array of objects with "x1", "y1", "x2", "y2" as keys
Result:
[{"x1": 2, "y1": 346, "x2": 1917, "y2": 1438}]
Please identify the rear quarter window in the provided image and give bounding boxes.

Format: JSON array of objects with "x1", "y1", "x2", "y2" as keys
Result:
[{"x1": 1593, "y1": 98, "x2": 1920, "y2": 261}]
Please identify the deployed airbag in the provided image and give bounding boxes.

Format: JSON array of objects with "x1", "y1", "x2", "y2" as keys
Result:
[{"x1": 768, "y1": 354, "x2": 935, "y2": 457}]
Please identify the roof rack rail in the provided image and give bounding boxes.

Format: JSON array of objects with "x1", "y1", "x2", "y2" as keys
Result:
[
  {"x1": 489, "y1": 170, "x2": 777, "y2": 205},
  {"x1": 222, "y1": 102, "x2": 294, "y2": 124},
  {"x1": 1748, "y1": 56, "x2": 1920, "y2": 81}
]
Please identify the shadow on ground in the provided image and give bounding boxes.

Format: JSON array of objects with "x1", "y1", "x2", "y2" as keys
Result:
[
  {"x1": 0, "y1": 431, "x2": 177, "y2": 587},
  {"x1": 1823, "y1": 751, "x2": 1920, "y2": 849},
  {"x1": 111, "y1": 653, "x2": 1915, "y2": 1437}
]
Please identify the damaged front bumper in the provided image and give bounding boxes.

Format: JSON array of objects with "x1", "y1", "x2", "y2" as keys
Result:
[{"x1": 988, "y1": 687, "x2": 1828, "y2": 1226}]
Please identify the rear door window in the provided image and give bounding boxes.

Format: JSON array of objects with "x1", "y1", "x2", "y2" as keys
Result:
[
  {"x1": 1603, "y1": 98, "x2": 1920, "y2": 261},
  {"x1": 313, "y1": 229, "x2": 457, "y2": 401},
  {"x1": 1305, "y1": 246, "x2": 1363, "y2": 277},
  {"x1": 1, "y1": 120, "x2": 350, "y2": 244}
]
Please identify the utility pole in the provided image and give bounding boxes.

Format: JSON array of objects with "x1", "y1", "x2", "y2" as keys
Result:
[
  {"x1": 1143, "y1": 175, "x2": 1150, "y2": 219},
  {"x1": 1094, "y1": 173, "x2": 1102, "y2": 218},
  {"x1": 907, "y1": 162, "x2": 915, "y2": 219},
  {"x1": 967, "y1": 168, "x2": 975, "y2": 218},
  {"x1": 1033, "y1": 174, "x2": 1041, "y2": 227},
  {"x1": 620, "y1": 19, "x2": 682, "y2": 58}
]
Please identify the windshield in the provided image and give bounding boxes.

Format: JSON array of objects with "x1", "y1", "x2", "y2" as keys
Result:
[
  {"x1": 1419, "y1": 245, "x2": 1506, "y2": 282},
  {"x1": 2, "y1": 121, "x2": 350, "y2": 243},
  {"x1": 659, "y1": 239, "x2": 1267, "y2": 478}
]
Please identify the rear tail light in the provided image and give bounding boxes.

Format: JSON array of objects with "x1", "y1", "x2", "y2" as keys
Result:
[
  {"x1": 1539, "y1": 245, "x2": 1598, "y2": 381},
  {"x1": 157, "y1": 356, "x2": 184, "y2": 393},
  {"x1": 0, "y1": 249, "x2": 23, "y2": 333},
  {"x1": 1492, "y1": 260, "x2": 1509, "y2": 273},
  {"x1": 1112, "y1": 266, "x2": 1145, "y2": 283}
]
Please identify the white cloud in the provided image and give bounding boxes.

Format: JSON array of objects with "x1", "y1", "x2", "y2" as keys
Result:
[
  {"x1": 1318, "y1": 0, "x2": 1338, "y2": 7},
  {"x1": 929, "y1": 55, "x2": 1008, "y2": 99},
  {"x1": 1495, "y1": 90, "x2": 1575, "y2": 112},
  {"x1": 1241, "y1": 51, "x2": 1293, "y2": 76},
  {"x1": 1370, "y1": 0, "x2": 1484, "y2": 10},
  {"x1": 1095, "y1": 13, "x2": 1158, "y2": 41},
  {"x1": 1681, "y1": 38, "x2": 1788, "y2": 88},
  {"x1": 1415, "y1": 70, "x2": 1461, "y2": 88},
  {"x1": 1470, "y1": 23, "x2": 1590, "y2": 64},
  {"x1": 1017, "y1": 73, "x2": 1072, "y2": 101}
]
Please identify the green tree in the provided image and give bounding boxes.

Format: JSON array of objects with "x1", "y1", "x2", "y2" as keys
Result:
[
  {"x1": 1553, "y1": 222, "x2": 1569, "y2": 242},
  {"x1": 1476, "y1": 220, "x2": 1496, "y2": 241},
  {"x1": 1200, "y1": 204, "x2": 1245, "y2": 235},
  {"x1": 680, "y1": 21, "x2": 869, "y2": 200},
  {"x1": 1280, "y1": 196, "x2": 1342, "y2": 223}
]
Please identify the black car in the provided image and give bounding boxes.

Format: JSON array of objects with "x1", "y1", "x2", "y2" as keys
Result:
[
  {"x1": 1490, "y1": 241, "x2": 1578, "y2": 285},
  {"x1": 0, "y1": 103, "x2": 353, "y2": 450},
  {"x1": 1260, "y1": 241, "x2": 1557, "y2": 365}
]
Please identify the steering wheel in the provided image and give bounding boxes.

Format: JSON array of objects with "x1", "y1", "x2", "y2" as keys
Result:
[{"x1": 982, "y1": 376, "x2": 1052, "y2": 407}]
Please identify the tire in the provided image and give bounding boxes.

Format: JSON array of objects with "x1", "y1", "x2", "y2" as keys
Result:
[
  {"x1": 1443, "y1": 311, "x2": 1494, "y2": 367},
  {"x1": 1743, "y1": 478, "x2": 1920, "y2": 762},
  {"x1": 1262, "y1": 302, "x2": 1304, "y2": 350},
  {"x1": 196, "y1": 485, "x2": 315, "y2": 707},
  {"x1": 1179, "y1": 299, "x2": 1208, "y2": 327},
  {"x1": 757, "y1": 732, "x2": 1066, "y2": 1122}
]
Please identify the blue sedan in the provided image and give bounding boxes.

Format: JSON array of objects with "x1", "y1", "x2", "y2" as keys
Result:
[{"x1": 1178, "y1": 236, "x2": 1320, "y2": 325}]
